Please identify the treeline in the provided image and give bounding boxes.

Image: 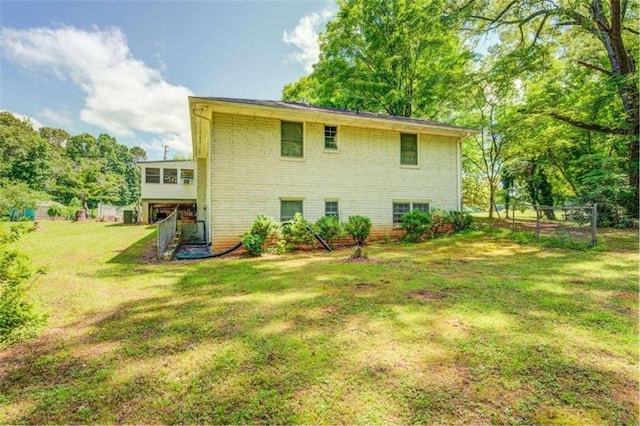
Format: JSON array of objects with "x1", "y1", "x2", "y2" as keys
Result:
[
  {"x1": 283, "y1": 0, "x2": 638, "y2": 227},
  {"x1": 0, "y1": 111, "x2": 147, "y2": 217}
]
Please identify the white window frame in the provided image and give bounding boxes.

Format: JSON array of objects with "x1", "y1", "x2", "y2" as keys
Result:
[
  {"x1": 324, "y1": 125, "x2": 339, "y2": 151},
  {"x1": 281, "y1": 121, "x2": 305, "y2": 159},
  {"x1": 393, "y1": 201, "x2": 430, "y2": 226},
  {"x1": 324, "y1": 199, "x2": 340, "y2": 219},
  {"x1": 400, "y1": 133, "x2": 419, "y2": 167},
  {"x1": 280, "y1": 198, "x2": 304, "y2": 222}
]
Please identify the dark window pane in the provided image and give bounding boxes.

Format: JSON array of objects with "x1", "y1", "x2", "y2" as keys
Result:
[
  {"x1": 281, "y1": 121, "x2": 303, "y2": 157},
  {"x1": 400, "y1": 133, "x2": 418, "y2": 165},
  {"x1": 393, "y1": 203, "x2": 410, "y2": 224},
  {"x1": 281, "y1": 200, "x2": 303, "y2": 222}
]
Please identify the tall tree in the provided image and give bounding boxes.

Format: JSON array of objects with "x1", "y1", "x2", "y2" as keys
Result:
[
  {"x1": 465, "y1": 0, "x2": 639, "y2": 215},
  {"x1": 283, "y1": 0, "x2": 472, "y2": 119}
]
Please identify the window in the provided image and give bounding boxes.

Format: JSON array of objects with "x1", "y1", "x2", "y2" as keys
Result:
[
  {"x1": 393, "y1": 203, "x2": 411, "y2": 225},
  {"x1": 181, "y1": 169, "x2": 194, "y2": 184},
  {"x1": 400, "y1": 133, "x2": 418, "y2": 165},
  {"x1": 163, "y1": 168, "x2": 178, "y2": 184},
  {"x1": 324, "y1": 125, "x2": 338, "y2": 150},
  {"x1": 145, "y1": 167, "x2": 160, "y2": 184},
  {"x1": 393, "y1": 202, "x2": 430, "y2": 225},
  {"x1": 281, "y1": 121, "x2": 304, "y2": 157},
  {"x1": 412, "y1": 203, "x2": 430, "y2": 213},
  {"x1": 281, "y1": 200, "x2": 303, "y2": 222},
  {"x1": 325, "y1": 201, "x2": 339, "y2": 219}
]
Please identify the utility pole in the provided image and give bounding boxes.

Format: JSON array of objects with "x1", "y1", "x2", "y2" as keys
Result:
[{"x1": 163, "y1": 145, "x2": 169, "y2": 160}]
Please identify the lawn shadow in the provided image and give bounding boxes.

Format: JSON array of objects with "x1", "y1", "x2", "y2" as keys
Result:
[{"x1": 2, "y1": 232, "x2": 638, "y2": 424}]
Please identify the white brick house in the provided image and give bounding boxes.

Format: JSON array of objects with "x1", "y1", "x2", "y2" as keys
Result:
[
  {"x1": 189, "y1": 97, "x2": 476, "y2": 250},
  {"x1": 138, "y1": 160, "x2": 197, "y2": 223}
]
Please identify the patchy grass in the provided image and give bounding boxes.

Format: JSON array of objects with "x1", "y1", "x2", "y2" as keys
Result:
[{"x1": 0, "y1": 221, "x2": 638, "y2": 424}]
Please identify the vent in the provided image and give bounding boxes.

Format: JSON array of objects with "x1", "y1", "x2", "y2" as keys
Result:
[{"x1": 182, "y1": 178, "x2": 192, "y2": 184}]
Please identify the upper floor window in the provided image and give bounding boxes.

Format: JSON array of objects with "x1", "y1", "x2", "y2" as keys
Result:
[
  {"x1": 181, "y1": 169, "x2": 194, "y2": 184},
  {"x1": 324, "y1": 125, "x2": 338, "y2": 150},
  {"x1": 163, "y1": 168, "x2": 178, "y2": 184},
  {"x1": 281, "y1": 121, "x2": 303, "y2": 157},
  {"x1": 145, "y1": 167, "x2": 160, "y2": 184},
  {"x1": 400, "y1": 133, "x2": 418, "y2": 165}
]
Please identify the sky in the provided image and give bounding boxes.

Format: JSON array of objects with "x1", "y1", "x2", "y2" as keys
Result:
[{"x1": 0, "y1": 0, "x2": 335, "y2": 159}]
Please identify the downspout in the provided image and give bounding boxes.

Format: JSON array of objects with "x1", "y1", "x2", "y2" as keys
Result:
[
  {"x1": 191, "y1": 106, "x2": 212, "y2": 245},
  {"x1": 457, "y1": 133, "x2": 469, "y2": 211}
]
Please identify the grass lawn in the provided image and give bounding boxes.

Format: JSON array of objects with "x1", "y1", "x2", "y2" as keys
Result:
[{"x1": 1, "y1": 220, "x2": 638, "y2": 424}]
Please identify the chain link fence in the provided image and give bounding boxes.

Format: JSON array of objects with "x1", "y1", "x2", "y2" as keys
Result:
[
  {"x1": 157, "y1": 208, "x2": 178, "y2": 258},
  {"x1": 504, "y1": 204, "x2": 598, "y2": 247}
]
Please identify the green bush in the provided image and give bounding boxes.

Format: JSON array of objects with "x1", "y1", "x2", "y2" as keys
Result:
[
  {"x1": 400, "y1": 210, "x2": 432, "y2": 242},
  {"x1": 315, "y1": 216, "x2": 344, "y2": 244},
  {"x1": 282, "y1": 213, "x2": 316, "y2": 247},
  {"x1": 47, "y1": 205, "x2": 62, "y2": 220},
  {"x1": 430, "y1": 209, "x2": 454, "y2": 236},
  {"x1": 344, "y1": 215, "x2": 371, "y2": 246},
  {"x1": 249, "y1": 215, "x2": 278, "y2": 241},
  {"x1": 0, "y1": 225, "x2": 45, "y2": 346},
  {"x1": 449, "y1": 211, "x2": 473, "y2": 232},
  {"x1": 242, "y1": 215, "x2": 280, "y2": 256},
  {"x1": 241, "y1": 234, "x2": 265, "y2": 257}
]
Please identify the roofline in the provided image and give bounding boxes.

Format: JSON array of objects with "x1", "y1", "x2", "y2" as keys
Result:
[
  {"x1": 136, "y1": 159, "x2": 195, "y2": 164},
  {"x1": 189, "y1": 96, "x2": 478, "y2": 136}
]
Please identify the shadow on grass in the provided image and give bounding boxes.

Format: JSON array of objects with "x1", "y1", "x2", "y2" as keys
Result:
[
  {"x1": 1, "y1": 232, "x2": 638, "y2": 424},
  {"x1": 107, "y1": 230, "x2": 157, "y2": 264}
]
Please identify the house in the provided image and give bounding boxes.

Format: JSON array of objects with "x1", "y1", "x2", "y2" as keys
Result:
[
  {"x1": 188, "y1": 97, "x2": 476, "y2": 250},
  {"x1": 137, "y1": 160, "x2": 197, "y2": 223}
]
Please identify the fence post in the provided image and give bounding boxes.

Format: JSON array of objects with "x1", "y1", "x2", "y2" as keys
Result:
[
  {"x1": 591, "y1": 203, "x2": 598, "y2": 247},
  {"x1": 535, "y1": 204, "x2": 540, "y2": 241}
]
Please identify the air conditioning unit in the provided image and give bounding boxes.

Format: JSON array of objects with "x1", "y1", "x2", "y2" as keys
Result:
[{"x1": 182, "y1": 178, "x2": 192, "y2": 184}]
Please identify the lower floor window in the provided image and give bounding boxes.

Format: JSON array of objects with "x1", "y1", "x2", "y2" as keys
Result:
[
  {"x1": 393, "y1": 201, "x2": 430, "y2": 225},
  {"x1": 325, "y1": 201, "x2": 339, "y2": 218},
  {"x1": 281, "y1": 200, "x2": 303, "y2": 222}
]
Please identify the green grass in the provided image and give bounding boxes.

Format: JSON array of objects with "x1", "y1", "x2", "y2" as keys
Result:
[{"x1": 1, "y1": 221, "x2": 638, "y2": 424}]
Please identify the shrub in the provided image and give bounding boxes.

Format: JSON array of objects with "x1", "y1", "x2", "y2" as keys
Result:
[
  {"x1": 47, "y1": 205, "x2": 62, "y2": 221},
  {"x1": 430, "y1": 209, "x2": 454, "y2": 236},
  {"x1": 400, "y1": 210, "x2": 432, "y2": 242},
  {"x1": 0, "y1": 225, "x2": 45, "y2": 346},
  {"x1": 249, "y1": 215, "x2": 277, "y2": 241},
  {"x1": 282, "y1": 213, "x2": 315, "y2": 247},
  {"x1": 344, "y1": 215, "x2": 371, "y2": 246},
  {"x1": 449, "y1": 211, "x2": 473, "y2": 232},
  {"x1": 315, "y1": 216, "x2": 344, "y2": 245},
  {"x1": 241, "y1": 234, "x2": 265, "y2": 257}
]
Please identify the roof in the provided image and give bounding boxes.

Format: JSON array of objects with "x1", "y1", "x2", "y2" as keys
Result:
[{"x1": 190, "y1": 96, "x2": 476, "y2": 134}]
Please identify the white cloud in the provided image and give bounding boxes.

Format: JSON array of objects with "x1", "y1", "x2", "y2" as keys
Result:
[
  {"x1": 39, "y1": 107, "x2": 74, "y2": 128},
  {"x1": 283, "y1": 5, "x2": 335, "y2": 72},
  {"x1": 0, "y1": 25, "x2": 193, "y2": 153}
]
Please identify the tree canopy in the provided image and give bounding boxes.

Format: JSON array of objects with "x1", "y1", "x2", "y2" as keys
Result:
[
  {"x1": 282, "y1": 0, "x2": 638, "y2": 226},
  {"x1": 0, "y1": 111, "x2": 144, "y2": 215}
]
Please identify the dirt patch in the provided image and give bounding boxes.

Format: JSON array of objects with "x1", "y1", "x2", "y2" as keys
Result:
[
  {"x1": 569, "y1": 279, "x2": 586, "y2": 285},
  {"x1": 408, "y1": 291, "x2": 445, "y2": 301},
  {"x1": 322, "y1": 305, "x2": 340, "y2": 313},
  {"x1": 356, "y1": 283, "x2": 376, "y2": 289},
  {"x1": 615, "y1": 292, "x2": 637, "y2": 300}
]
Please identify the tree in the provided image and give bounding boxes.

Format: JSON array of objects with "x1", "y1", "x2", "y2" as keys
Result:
[
  {"x1": 0, "y1": 225, "x2": 44, "y2": 345},
  {"x1": 0, "y1": 112, "x2": 52, "y2": 190},
  {"x1": 465, "y1": 0, "x2": 639, "y2": 215},
  {"x1": 129, "y1": 146, "x2": 147, "y2": 162},
  {"x1": 0, "y1": 179, "x2": 48, "y2": 220},
  {"x1": 283, "y1": 0, "x2": 472, "y2": 119}
]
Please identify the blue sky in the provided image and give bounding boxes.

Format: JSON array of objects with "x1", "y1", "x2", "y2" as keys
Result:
[{"x1": 1, "y1": 0, "x2": 334, "y2": 159}]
